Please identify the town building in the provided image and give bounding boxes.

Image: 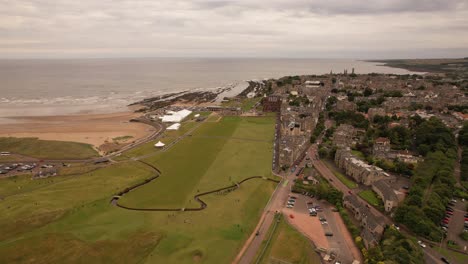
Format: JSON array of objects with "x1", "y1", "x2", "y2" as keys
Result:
[
  {"x1": 332, "y1": 124, "x2": 357, "y2": 148},
  {"x1": 371, "y1": 180, "x2": 400, "y2": 212},
  {"x1": 343, "y1": 195, "x2": 385, "y2": 248},
  {"x1": 335, "y1": 149, "x2": 389, "y2": 186},
  {"x1": 373, "y1": 137, "x2": 391, "y2": 158},
  {"x1": 262, "y1": 95, "x2": 282, "y2": 112},
  {"x1": 367, "y1": 108, "x2": 386, "y2": 121}
]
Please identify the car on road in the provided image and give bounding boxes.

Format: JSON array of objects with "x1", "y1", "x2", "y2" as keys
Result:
[
  {"x1": 417, "y1": 240, "x2": 427, "y2": 248},
  {"x1": 319, "y1": 217, "x2": 327, "y2": 222},
  {"x1": 441, "y1": 257, "x2": 450, "y2": 264},
  {"x1": 325, "y1": 232, "x2": 333, "y2": 236}
]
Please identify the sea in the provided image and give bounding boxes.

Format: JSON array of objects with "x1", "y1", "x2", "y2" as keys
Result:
[{"x1": 0, "y1": 58, "x2": 416, "y2": 117}]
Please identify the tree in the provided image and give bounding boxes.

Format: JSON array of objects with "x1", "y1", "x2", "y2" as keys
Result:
[{"x1": 364, "y1": 87, "x2": 373, "y2": 97}]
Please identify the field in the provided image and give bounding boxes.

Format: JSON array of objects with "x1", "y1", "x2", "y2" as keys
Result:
[
  {"x1": 358, "y1": 190, "x2": 381, "y2": 207},
  {"x1": 0, "y1": 116, "x2": 277, "y2": 263},
  {"x1": 324, "y1": 160, "x2": 358, "y2": 189},
  {"x1": 255, "y1": 214, "x2": 321, "y2": 264},
  {"x1": 0, "y1": 137, "x2": 99, "y2": 159}
]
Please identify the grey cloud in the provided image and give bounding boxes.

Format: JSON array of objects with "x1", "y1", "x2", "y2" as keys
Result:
[{"x1": 0, "y1": 0, "x2": 467, "y2": 58}]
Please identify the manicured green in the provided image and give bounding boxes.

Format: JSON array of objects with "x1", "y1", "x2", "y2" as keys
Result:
[
  {"x1": 358, "y1": 190, "x2": 381, "y2": 207},
  {"x1": 0, "y1": 116, "x2": 277, "y2": 264},
  {"x1": 324, "y1": 160, "x2": 358, "y2": 189},
  {"x1": 0, "y1": 137, "x2": 99, "y2": 159},
  {"x1": 256, "y1": 215, "x2": 321, "y2": 264}
]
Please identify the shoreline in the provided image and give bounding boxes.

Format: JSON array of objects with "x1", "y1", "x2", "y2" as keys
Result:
[{"x1": 0, "y1": 111, "x2": 155, "y2": 153}]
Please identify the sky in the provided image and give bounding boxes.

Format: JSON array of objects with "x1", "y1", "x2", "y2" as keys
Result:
[{"x1": 1, "y1": 0, "x2": 468, "y2": 59}]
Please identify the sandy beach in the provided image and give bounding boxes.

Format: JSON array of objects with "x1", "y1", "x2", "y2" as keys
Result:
[{"x1": 0, "y1": 111, "x2": 154, "y2": 149}]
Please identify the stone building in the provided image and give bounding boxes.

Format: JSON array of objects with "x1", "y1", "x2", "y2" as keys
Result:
[
  {"x1": 262, "y1": 95, "x2": 282, "y2": 112},
  {"x1": 332, "y1": 124, "x2": 357, "y2": 148},
  {"x1": 372, "y1": 180, "x2": 399, "y2": 212},
  {"x1": 335, "y1": 149, "x2": 389, "y2": 186},
  {"x1": 343, "y1": 195, "x2": 385, "y2": 248},
  {"x1": 373, "y1": 137, "x2": 391, "y2": 158},
  {"x1": 336, "y1": 99, "x2": 357, "y2": 111},
  {"x1": 367, "y1": 107, "x2": 386, "y2": 120}
]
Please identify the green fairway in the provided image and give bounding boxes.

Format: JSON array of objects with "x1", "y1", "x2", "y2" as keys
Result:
[
  {"x1": 256, "y1": 215, "x2": 321, "y2": 264},
  {"x1": 0, "y1": 116, "x2": 277, "y2": 264},
  {"x1": 358, "y1": 190, "x2": 381, "y2": 207},
  {"x1": 0, "y1": 137, "x2": 99, "y2": 159},
  {"x1": 324, "y1": 160, "x2": 358, "y2": 189}
]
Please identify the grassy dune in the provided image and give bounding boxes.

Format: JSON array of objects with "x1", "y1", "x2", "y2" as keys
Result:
[
  {"x1": 0, "y1": 137, "x2": 99, "y2": 159},
  {"x1": 0, "y1": 116, "x2": 277, "y2": 264}
]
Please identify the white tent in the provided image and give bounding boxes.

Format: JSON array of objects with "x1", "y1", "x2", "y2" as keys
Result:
[
  {"x1": 154, "y1": 141, "x2": 165, "y2": 148},
  {"x1": 167, "y1": 123, "x2": 181, "y2": 130},
  {"x1": 160, "y1": 109, "x2": 192, "y2": 123}
]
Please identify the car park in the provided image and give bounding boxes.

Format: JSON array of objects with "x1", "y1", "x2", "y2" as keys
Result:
[{"x1": 446, "y1": 211, "x2": 453, "y2": 215}]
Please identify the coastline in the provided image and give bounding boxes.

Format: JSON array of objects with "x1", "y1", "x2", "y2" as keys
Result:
[{"x1": 0, "y1": 111, "x2": 154, "y2": 152}]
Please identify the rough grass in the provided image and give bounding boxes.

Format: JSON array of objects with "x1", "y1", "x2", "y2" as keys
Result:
[
  {"x1": 114, "y1": 121, "x2": 199, "y2": 161},
  {"x1": 0, "y1": 137, "x2": 99, "y2": 159},
  {"x1": 358, "y1": 190, "x2": 381, "y2": 207},
  {"x1": 0, "y1": 116, "x2": 277, "y2": 264},
  {"x1": 434, "y1": 246, "x2": 468, "y2": 264},
  {"x1": 256, "y1": 215, "x2": 321, "y2": 264}
]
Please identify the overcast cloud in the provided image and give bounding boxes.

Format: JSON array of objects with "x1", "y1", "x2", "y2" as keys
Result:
[{"x1": 0, "y1": 0, "x2": 467, "y2": 59}]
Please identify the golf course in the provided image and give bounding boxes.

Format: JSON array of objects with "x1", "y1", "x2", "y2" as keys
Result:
[{"x1": 0, "y1": 115, "x2": 278, "y2": 263}]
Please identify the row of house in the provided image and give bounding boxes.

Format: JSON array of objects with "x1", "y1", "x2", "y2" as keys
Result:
[
  {"x1": 343, "y1": 195, "x2": 385, "y2": 248},
  {"x1": 373, "y1": 137, "x2": 422, "y2": 164},
  {"x1": 335, "y1": 148, "x2": 390, "y2": 186}
]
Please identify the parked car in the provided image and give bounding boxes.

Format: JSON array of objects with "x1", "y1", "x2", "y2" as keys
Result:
[{"x1": 441, "y1": 257, "x2": 450, "y2": 264}]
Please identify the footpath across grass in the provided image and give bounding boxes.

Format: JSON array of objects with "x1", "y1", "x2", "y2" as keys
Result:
[
  {"x1": 0, "y1": 137, "x2": 99, "y2": 159},
  {"x1": 255, "y1": 214, "x2": 321, "y2": 264},
  {"x1": 323, "y1": 160, "x2": 358, "y2": 189}
]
